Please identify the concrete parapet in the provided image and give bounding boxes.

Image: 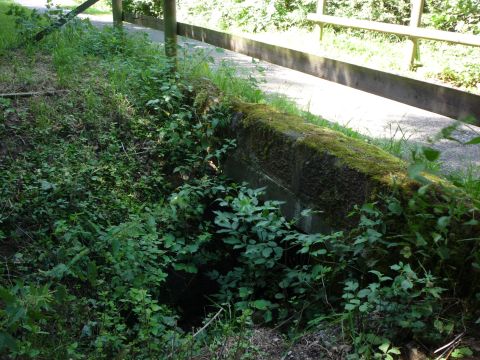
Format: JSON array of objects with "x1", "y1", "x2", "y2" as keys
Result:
[{"x1": 224, "y1": 102, "x2": 416, "y2": 233}]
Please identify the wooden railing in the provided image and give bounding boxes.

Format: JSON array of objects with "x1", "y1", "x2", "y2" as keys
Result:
[
  {"x1": 124, "y1": 12, "x2": 480, "y2": 123},
  {"x1": 308, "y1": 0, "x2": 480, "y2": 69}
]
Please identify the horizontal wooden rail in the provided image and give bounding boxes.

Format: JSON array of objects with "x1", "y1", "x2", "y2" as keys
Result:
[
  {"x1": 307, "y1": 14, "x2": 480, "y2": 47},
  {"x1": 124, "y1": 13, "x2": 480, "y2": 124}
]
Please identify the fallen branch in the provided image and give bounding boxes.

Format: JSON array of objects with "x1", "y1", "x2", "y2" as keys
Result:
[
  {"x1": 0, "y1": 90, "x2": 68, "y2": 98},
  {"x1": 193, "y1": 308, "x2": 224, "y2": 338},
  {"x1": 434, "y1": 333, "x2": 465, "y2": 360},
  {"x1": 32, "y1": 0, "x2": 102, "y2": 42}
]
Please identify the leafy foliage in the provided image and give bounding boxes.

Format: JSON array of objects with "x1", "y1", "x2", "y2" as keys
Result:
[
  {"x1": 0, "y1": 5, "x2": 479, "y2": 359},
  {"x1": 125, "y1": 0, "x2": 480, "y2": 35},
  {"x1": 426, "y1": 0, "x2": 480, "y2": 34}
]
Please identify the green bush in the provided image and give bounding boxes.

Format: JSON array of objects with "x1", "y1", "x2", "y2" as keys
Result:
[
  {"x1": 124, "y1": 0, "x2": 163, "y2": 17},
  {"x1": 436, "y1": 62, "x2": 480, "y2": 89},
  {"x1": 327, "y1": 0, "x2": 411, "y2": 24},
  {"x1": 426, "y1": 0, "x2": 480, "y2": 34}
]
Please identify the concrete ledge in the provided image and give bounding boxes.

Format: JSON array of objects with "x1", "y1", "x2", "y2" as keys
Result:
[
  {"x1": 124, "y1": 12, "x2": 480, "y2": 123},
  {"x1": 224, "y1": 102, "x2": 415, "y2": 232}
]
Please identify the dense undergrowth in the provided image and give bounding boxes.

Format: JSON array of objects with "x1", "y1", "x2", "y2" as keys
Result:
[{"x1": 1, "y1": 5, "x2": 480, "y2": 359}]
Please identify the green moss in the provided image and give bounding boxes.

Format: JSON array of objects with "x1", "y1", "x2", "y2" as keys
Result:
[{"x1": 233, "y1": 102, "x2": 412, "y2": 187}]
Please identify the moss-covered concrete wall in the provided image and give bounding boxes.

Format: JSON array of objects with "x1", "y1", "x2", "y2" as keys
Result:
[{"x1": 224, "y1": 102, "x2": 418, "y2": 232}]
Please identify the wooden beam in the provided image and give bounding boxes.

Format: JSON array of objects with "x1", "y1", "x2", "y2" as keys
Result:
[
  {"x1": 0, "y1": 90, "x2": 68, "y2": 98},
  {"x1": 112, "y1": 0, "x2": 123, "y2": 28},
  {"x1": 33, "y1": 0, "x2": 101, "y2": 42},
  {"x1": 307, "y1": 14, "x2": 480, "y2": 47},
  {"x1": 316, "y1": 0, "x2": 327, "y2": 41},
  {"x1": 405, "y1": 0, "x2": 424, "y2": 69},
  {"x1": 163, "y1": 0, "x2": 177, "y2": 69},
  {"x1": 124, "y1": 13, "x2": 480, "y2": 123}
]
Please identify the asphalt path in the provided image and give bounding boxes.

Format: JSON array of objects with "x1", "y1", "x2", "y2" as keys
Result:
[{"x1": 13, "y1": 0, "x2": 480, "y2": 174}]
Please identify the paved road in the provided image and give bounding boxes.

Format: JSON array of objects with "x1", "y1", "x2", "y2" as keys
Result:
[{"x1": 14, "y1": 0, "x2": 480, "y2": 174}]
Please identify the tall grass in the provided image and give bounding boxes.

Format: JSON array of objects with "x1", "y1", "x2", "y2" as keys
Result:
[{"x1": 0, "y1": 0, "x2": 19, "y2": 52}]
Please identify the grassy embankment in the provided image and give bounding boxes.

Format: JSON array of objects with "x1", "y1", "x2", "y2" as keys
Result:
[{"x1": 1, "y1": 2, "x2": 480, "y2": 359}]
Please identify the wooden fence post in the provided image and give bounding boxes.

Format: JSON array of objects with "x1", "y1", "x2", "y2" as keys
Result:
[
  {"x1": 405, "y1": 0, "x2": 424, "y2": 69},
  {"x1": 316, "y1": 0, "x2": 327, "y2": 41},
  {"x1": 112, "y1": 0, "x2": 123, "y2": 28},
  {"x1": 163, "y1": 0, "x2": 177, "y2": 70}
]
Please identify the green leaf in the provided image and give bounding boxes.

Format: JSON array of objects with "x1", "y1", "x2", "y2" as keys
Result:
[
  {"x1": 252, "y1": 299, "x2": 270, "y2": 310},
  {"x1": 239, "y1": 287, "x2": 252, "y2": 298},
  {"x1": 415, "y1": 232, "x2": 427, "y2": 246},
  {"x1": 389, "y1": 347, "x2": 401, "y2": 355},
  {"x1": 439, "y1": 123, "x2": 460, "y2": 141},
  {"x1": 464, "y1": 136, "x2": 480, "y2": 145},
  {"x1": 437, "y1": 216, "x2": 451, "y2": 230},
  {"x1": 401, "y1": 279, "x2": 413, "y2": 290},
  {"x1": 263, "y1": 310, "x2": 273, "y2": 322},
  {"x1": 359, "y1": 303, "x2": 369, "y2": 312},
  {"x1": 387, "y1": 200, "x2": 402, "y2": 215},
  {"x1": 44, "y1": 263, "x2": 69, "y2": 279},
  {"x1": 173, "y1": 263, "x2": 198, "y2": 273},
  {"x1": 223, "y1": 237, "x2": 241, "y2": 246},
  {"x1": 262, "y1": 247, "x2": 273, "y2": 257},
  {"x1": 451, "y1": 347, "x2": 473, "y2": 358},
  {"x1": 357, "y1": 289, "x2": 371, "y2": 298},
  {"x1": 344, "y1": 303, "x2": 356, "y2": 311},
  {"x1": 379, "y1": 342, "x2": 390, "y2": 353},
  {"x1": 422, "y1": 147, "x2": 440, "y2": 161},
  {"x1": 463, "y1": 219, "x2": 479, "y2": 226},
  {"x1": 418, "y1": 184, "x2": 431, "y2": 196},
  {"x1": 40, "y1": 180, "x2": 56, "y2": 191},
  {"x1": 344, "y1": 281, "x2": 359, "y2": 292}
]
